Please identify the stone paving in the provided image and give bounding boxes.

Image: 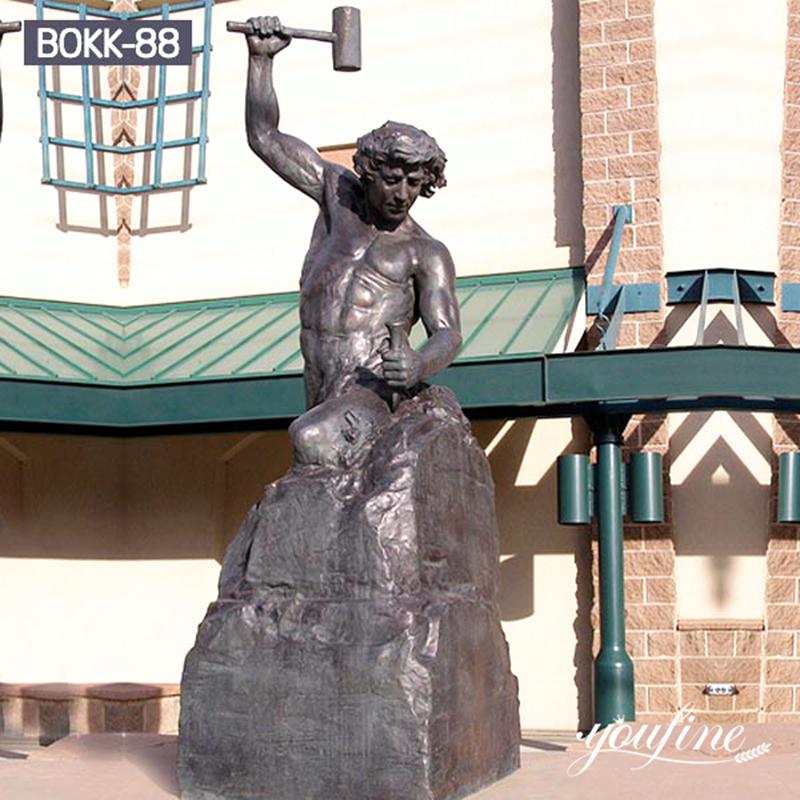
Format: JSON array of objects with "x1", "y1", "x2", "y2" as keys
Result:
[{"x1": 0, "y1": 726, "x2": 798, "y2": 799}]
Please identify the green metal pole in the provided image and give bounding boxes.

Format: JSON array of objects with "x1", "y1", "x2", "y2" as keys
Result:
[{"x1": 594, "y1": 427, "x2": 635, "y2": 725}]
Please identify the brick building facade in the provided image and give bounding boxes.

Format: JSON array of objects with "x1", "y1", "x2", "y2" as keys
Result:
[{"x1": 580, "y1": 0, "x2": 800, "y2": 722}]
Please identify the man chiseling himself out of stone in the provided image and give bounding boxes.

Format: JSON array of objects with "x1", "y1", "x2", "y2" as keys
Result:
[{"x1": 244, "y1": 16, "x2": 462, "y2": 466}]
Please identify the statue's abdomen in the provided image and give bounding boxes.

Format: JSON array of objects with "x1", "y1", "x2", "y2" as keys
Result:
[{"x1": 298, "y1": 267, "x2": 413, "y2": 406}]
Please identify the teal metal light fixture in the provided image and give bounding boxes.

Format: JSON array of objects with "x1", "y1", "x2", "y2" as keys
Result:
[
  {"x1": 778, "y1": 452, "x2": 800, "y2": 523},
  {"x1": 557, "y1": 451, "x2": 664, "y2": 525},
  {"x1": 629, "y1": 451, "x2": 664, "y2": 523},
  {"x1": 557, "y1": 454, "x2": 592, "y2": 525}
]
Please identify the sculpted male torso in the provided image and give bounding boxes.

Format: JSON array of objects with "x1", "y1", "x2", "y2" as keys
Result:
[
  {"x1": 245, "y1": 18, "x2": 461, "y2": 462},
  {"x1": 300, "y1": 174, "x2": 427, "y2": 339},
  {"x1": 298, "y1": 166, "x2": 458, "y2": 404}
]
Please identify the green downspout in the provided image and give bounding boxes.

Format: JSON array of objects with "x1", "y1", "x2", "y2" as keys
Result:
[{"x1": 593, "y1": 420, "x2": 635, "y2": 725}]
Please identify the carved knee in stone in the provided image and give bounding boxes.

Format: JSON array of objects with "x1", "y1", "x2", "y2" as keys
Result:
[{"x1": 289, "y1": 385, "x2": 392, "y2": 468}]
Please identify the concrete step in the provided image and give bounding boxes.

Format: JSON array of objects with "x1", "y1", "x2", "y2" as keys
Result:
[{"x1": 0, "y1": 736, "x2": 48, "y2": 759}]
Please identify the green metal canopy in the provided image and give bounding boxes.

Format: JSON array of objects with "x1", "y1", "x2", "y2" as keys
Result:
[
  {"x1": 0, "y1": 269, "x2": 581, "y2": 385},
  {"x1": 0, "y1": 268, "x2": 584, "y2": 429}
]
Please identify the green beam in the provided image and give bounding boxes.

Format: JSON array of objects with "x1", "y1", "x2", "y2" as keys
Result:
[
  {"x1": 448, "y1": 344, "x2": 800, "y2": 416},
  {"x1": 0, "y1": 376, "x2": 307, "y2": 430},
  {"x1": 5, "y1": 345, "x2": 800, "y2": 431},
  {"x1": 542, "y1": 345, "x2": 800, "y2": 405},
  {"x1": 667, "y1": 269, "x2": 774, "y2": 305}
]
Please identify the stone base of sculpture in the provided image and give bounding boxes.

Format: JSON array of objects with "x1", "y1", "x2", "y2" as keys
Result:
[{"x1": 178, "y1": 386, "x2": 520, "y2": 800}]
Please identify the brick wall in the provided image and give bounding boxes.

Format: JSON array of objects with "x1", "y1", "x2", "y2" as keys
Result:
[
  {"x1": 580, "y1": 0, "x2": 664, "y2": 350},
  {"x1": 0, "y1": 684, "x2": 180, "y2": 743},
  {"x1": 781, "y1": 0, "x2": 800, "y2": 305},
  {"x1": 678, "y1": 620, "x2": 763, "y2": 723},
  {"x1": 763, "y1": 0, "x2": 800, "y2": 723},
  {"x1": 765, "y1": 432, "x2": 800, "y2": 721},
  {"x1": 580, "y1": 0, "x2": 679, "y2": 721},
  {"x1": 763, "y1": 524, "x2": 800, "y2": 720}
]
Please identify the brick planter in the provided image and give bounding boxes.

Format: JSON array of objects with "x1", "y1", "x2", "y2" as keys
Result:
[{"x1": 0, "y1": 683, "x2": 180, "y2": 744}]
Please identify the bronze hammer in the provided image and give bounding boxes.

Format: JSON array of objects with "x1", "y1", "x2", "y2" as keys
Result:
[{"x1": 227, "y1": 7, "x2": 361, "y2": 72}]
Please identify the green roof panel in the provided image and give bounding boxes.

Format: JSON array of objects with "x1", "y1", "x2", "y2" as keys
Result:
[{"x1": 0, "y1": 268, "x2": 583, "y2": 388}]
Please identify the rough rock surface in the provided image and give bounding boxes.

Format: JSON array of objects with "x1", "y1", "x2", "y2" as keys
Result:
[{"x1": 178, "y1": 386, "x2": 520, "y2": 800}]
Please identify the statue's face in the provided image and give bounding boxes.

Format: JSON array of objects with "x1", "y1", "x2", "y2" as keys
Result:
[{"x1": 365, "y1": 163, "x2": 424, "y2": 228}]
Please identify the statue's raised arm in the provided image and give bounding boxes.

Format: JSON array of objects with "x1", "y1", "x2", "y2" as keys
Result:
[
  {"x1": 245, "y1": 17, "x2": 326, "y2": 203},
  {"x1": 238, "y1": 13, "x2": 462, "y2": 461}
]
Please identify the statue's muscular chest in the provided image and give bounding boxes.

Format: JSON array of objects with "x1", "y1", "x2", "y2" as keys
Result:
[{"x1": 301, "y1": 217, "x2": 414, "y2": 304}]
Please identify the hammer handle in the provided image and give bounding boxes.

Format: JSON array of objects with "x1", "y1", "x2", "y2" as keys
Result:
[
  {"x1": 226, "y1": 21, "x2": 335, "y2": 43},
  {"x1": 0, "y1": 21, "x2": 21, "y2": 34},
  {"x1": 386, "y1": 321, "x2": 409, "y2": 352},
  {"x1": 385, "y1": 321, "x2": 411, "y2": 412}
]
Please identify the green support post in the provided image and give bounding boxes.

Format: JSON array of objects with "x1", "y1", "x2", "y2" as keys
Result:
[{"x1": 592, "y1": 418, "x2": 635, "y2": 725}]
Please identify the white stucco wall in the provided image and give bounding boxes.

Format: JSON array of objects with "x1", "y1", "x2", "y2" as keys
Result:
[
  {"x1": 655, "y1": 0, "x2": 785, "y2": 272},
  {"x1": 669, "y1": 409, "x2": 770, "y2": 620},
  {"x1": 0, "y1": 0, "x2": 579, "y2": 303},
  {"x1": 666, "y1": 306, "x2": 771, "y2": 620},
  {"x1": 483, "y1": 417, "x2": 593, "y2": 731},
  {"x1": 0, "y1": 429, "x2": 292, "y2": 683},
  {"x1": 655, "y1": 0, "x2": 785, "y2": 618},
  {"x1": 0, "y1": 418, "x2": 592, "y2": 731},
  {"x1": 0, "y1": 558, "x2": 220, "y2": 682}
]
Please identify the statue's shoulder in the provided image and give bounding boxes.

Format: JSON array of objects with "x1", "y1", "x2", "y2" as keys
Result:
[
  {"x1": 405, "y1": 221, "x2": 452, "y2": 269},
  {"x1": 322, "y1": 161, "x2": 360, "y2": 191},
  {"x1": 321, "y1": 162, "x2": 362, "y2": 213},
  {"x1": 322, "y1": 159, "x2": 357, "y2": 179}
]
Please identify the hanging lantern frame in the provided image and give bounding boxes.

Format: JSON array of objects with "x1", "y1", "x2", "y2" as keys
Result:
[{"x1": 35, "y1": 0, "x2": 213, "y2": 196}]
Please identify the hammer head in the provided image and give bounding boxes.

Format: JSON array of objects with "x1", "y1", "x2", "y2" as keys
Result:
[
  {"x1": 0, "y1": 21, "x2": 22, "y2": 36},
  {"x1": 332, "y1": 6, "x2": 361, "y2": 71}
]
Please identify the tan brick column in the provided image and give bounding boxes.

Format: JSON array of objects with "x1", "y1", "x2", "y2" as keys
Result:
[
  {"x1": 580, "y1": 0, "x2": 678, "y2": 721},
  {"x1": 766, "y1": 431, "x2": 800, "y2": 721},
  {"x1": 762, "y1": 505, "x2": 800, "y2": 721},
  {"x1": 763, "y1": 0, "x2": 800, "y2": 722},
  {"x1": 781, "y1": 0, "x2": 800, "y2": 304},
  {"x1": 580, "y1": 0, "x2": 664, "y2": 349}
]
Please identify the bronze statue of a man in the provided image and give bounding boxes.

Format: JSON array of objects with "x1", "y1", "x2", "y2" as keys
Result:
[
  {"x1": 244, "y1": 17, "x2": 461, "y2": 463},
  {"x1": 178, "y1": 21, "x2": 519, "y2": 798}
]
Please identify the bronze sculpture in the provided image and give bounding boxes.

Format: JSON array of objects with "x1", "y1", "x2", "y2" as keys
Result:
[
  {"x1": 178, "y1": 12, "x2": 520, "y2": 799},
  {"x1": 244, "y1": 16, "x2": 462, "y2": 464}
]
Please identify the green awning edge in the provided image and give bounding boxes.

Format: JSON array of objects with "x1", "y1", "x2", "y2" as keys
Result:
[
  {"x1": 2, "y1": 345, "x2": 800, "y2": 432},
  {"x1": 0, "y1": 267, "x2": 585, "y2": 388},
  {"x1": 0, "y1": 267, "x2": 582, "y2": 314}
]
